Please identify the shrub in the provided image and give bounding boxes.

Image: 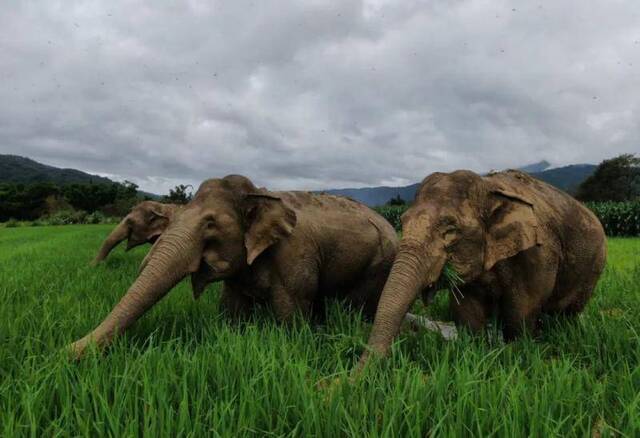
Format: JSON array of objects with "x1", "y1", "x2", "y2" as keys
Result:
[
  {"x1": 4, "y1": 218, "x2": 20, "y2": 228},
  {"x1": 44, "y1": 210, "x2": 88, "y2": 226},
  {"x1": 86, "y1": 211, "x2": 106, "y2": 224}
]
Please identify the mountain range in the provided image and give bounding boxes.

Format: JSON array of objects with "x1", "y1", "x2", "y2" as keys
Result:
[
  {"x1": 324, "y1": 161, "x2": 597, "y2": 206},
  {"x1": 0, "y1": 155, "x2": 596, "y2": 206},
  {"x1": 0, "y1": 155, "x2": 114, "y2": 185},
  {"x1": 0, "y1": 155, "x2": 159, "y2": 198}
]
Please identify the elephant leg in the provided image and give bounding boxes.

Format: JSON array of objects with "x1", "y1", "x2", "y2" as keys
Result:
[
  {"x1": 449, "y1": 287, "x2": 491, "y2": 334},
  {"x1": 544, "y1": 258, "x2": 605, "y2": 318},
  {"x1": 499, "y1": 294, "x2": 542, "y2": 341},
  {"x1": 219, "y1": 284, "x2": 259, "y2": 320},
  {"x1": 345, "y1": 262, "x2": 392, "y2": 321},
  {"x1": 271, "y1": 285, "x2": 315, "y2": 322},
  {"x1": 498, "y1": 249, "x2": 558, "y2": 341},
  {"x1": 543, "y1": 275, "x2": 597, "y2": 318},
  {"x1": 270, "y1": 270, "x2": 317, "y2": 322}
]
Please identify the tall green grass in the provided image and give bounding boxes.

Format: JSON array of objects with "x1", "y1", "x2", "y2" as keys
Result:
[{"x1": 0, "y1": 226, "x2": 638, "y2": 436}]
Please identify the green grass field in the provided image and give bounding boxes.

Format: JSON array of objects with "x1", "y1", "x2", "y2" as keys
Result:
[{"x1": 1, "y1": 225, "x2": 638, "y2": 436}]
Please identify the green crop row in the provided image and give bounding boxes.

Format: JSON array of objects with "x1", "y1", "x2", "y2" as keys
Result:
[
  {"x1": 374, "y1": 201, "x2": 640, "y2": 237},
  {"x1": 586, "y1": 201, "x2": 640, "y2": 237}
]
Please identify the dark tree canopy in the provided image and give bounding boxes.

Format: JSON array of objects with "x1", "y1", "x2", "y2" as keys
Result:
[
  {"x1": 386, "y1": 194, "x2": 406, "y2": 206},
  {"x1": 164, "y1": 184, "x2": 193, "y2": 204},
  {"x1": 576, "y1": 154, "x2": 640, "y2": 202},
  {"x1": 0, "y1": 181, "x2": 140, "y2": 221}
]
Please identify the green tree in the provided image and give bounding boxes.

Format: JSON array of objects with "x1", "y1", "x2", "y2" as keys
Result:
[
  {"x1": 119, "y1": 180, "x2": 139, "y2": 199},
  {"x1": 0, "y1": 182, "x2": 59, "y2": 221},
  {"x1": 576, "y1": 154, "x2": 640, "y2": 202},
  {"x1": 386, "y1": 194, "x2": 406, "y2": 206},
  {"x1": 164, "y1": 184, "x2": 193, "y2": 204}
]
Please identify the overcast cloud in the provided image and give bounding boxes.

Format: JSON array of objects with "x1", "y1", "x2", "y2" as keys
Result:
[{"x1": 1, "y1": 0, "x2": 639, "y2": 194}]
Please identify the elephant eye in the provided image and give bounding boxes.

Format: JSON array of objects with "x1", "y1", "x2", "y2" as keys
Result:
[
  {"x1": 203, "y1": 215, "x2": 218, "y2": 229},
  {"x1": 443, "y1": 227, "x2": 459, "y2": 244}
]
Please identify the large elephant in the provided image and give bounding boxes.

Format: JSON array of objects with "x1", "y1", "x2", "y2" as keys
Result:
[
  {"x1": 70, "y1": 175, "x2": 398, "y2": 357},
  {"x1": 359, "y1": 169, "x2": 606, "y2": 366},
  {"x1": 92, "y1": 201, "x2": 180, "y2": 264}
]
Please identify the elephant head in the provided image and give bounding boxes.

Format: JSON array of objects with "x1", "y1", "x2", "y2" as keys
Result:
[
  {"x1": 92, "y1": 201, "x2": 178, "y2": 265},
  {"x1": 360, "y1": 170, "x2": 540, "y2": 364},
  {"x1": 71, "y1": 175, "x2": 296, "y2": 358}
]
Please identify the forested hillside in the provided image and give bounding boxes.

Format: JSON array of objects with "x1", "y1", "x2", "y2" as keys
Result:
[{"x1": 0, "y1": 155, "x2": 113, "y2": 185}]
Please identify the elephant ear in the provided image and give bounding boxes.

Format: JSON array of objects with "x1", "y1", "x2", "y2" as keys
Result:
[
  {"x1": 243, "y1": 194, "x2": 297, "y2": 265},
  {"x1": 484, "y1": 186, "x2": 540, "y2": 271},
  {"x1": 145, "y1": 208, "x2": 171, "y2": 239},
  {"x1": 150, "y1": 207, "x2": 168, "y2": 219}
]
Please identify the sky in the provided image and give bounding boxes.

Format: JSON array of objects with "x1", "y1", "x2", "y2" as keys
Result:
[{"x1": 1, "y1": 0, "x2": 639, "y2": 194}]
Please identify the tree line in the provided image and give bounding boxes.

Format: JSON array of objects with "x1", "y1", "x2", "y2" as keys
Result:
[
  {"x1": 0, "y1": 180, "x2": 193, "y2": 222},
  {"x1": 1, "y1": 154, "x2": 637, "y2": 223}
]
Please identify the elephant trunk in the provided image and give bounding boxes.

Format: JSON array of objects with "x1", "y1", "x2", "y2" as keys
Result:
[
  {"x1": 358, "y1": 239, "x2": 446, "y2": 368},
  {"x1": 92, "y1": 220, "x2": 129, "y2": 264},
  {"x1": 71, "y1": 226, "x2": 200, "y2": 358}
]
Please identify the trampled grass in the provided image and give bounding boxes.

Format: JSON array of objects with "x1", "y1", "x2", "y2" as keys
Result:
[{"x1": 0, "y1": 225, "x2": 638, "y2": 436}]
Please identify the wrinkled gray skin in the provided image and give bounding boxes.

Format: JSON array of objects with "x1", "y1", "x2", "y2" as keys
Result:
[
  {"x1": 359, "y1": 170, "x2": 607, "y2": 368},
  {"x1": 92, "y1": 201, "x2": 180, "y2": 265},
  {"x1": 70, "y1": 175, "x2": 398, "y2": 358}
]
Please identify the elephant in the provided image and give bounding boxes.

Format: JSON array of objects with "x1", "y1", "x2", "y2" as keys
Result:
[
  {"x1": 92, "y1": 201, "x2": 180, "y2": 265},
  {"x1": 359, "y1": 169, "x2": 607, "y2": 367},
  {"x1": 69, "y1": 175, "x2": 398, "y2": 358}
]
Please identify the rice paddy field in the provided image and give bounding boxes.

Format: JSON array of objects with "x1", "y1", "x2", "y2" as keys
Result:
[{"x1": 0, "y1": 225, "x2": 638, "y2": 436}]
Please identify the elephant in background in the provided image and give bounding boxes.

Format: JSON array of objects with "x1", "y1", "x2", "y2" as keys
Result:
[
  {"x1": 92, "y1": 201, "x2": 180, "y2": 265},
  {"x1": 71, "y1": 175, "x2": 398, "y2": 357},
  {"x1": 359, "y1": 169, "x2": 606, "y2": 367}
]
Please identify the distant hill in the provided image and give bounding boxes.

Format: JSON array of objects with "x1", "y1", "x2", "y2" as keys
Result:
[
  {"x1": 0, "y1": 155, "x2": 161, "y2": 199},
  {"x1": 530, "y1": 164, "x2": 597, "y2": 194},
  {"x1": 0, "y1": 155, "x2": 114, "y2": 185},
  {"x1": 323, "y1": 183, "x2": 421, "y2": 207},
  {"x1": 324, "y1": 163, "x2": 597, "y2": 206},
  {"x1": 518, "y1": 160, "x2": 551, "y2": 173}
]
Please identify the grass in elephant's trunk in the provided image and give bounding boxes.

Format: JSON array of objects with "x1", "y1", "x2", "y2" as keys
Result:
[{"x1": 433, "y1": 263, "x2": 465, "y2": 303}]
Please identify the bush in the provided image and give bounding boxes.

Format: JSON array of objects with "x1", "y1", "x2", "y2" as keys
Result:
[
  {"x1": 85, "y1": 211, "x2": 106, "y2": 224},
  {"x1": 44, "y1": 210, "x2": 88, "y2": 226},
  {"x1": 4, "y1": 218, "x2": 20, "y2": 228}
]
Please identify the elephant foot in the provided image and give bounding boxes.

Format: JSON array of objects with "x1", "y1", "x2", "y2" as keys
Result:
[{"x1": 404, "y1": 313, "x2": 458, "y2": 341}]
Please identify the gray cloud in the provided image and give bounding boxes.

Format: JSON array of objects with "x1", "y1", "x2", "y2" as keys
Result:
[{"x1": 1, "y1": 0, "x2": 639, "y2": 194}]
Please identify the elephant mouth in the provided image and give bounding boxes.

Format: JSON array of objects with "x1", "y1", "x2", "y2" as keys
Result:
[
  {"x1": 126, "y1": 237, "x2": 147, "y2": 251},
  {"x1": 422, "y1": 284, "x2": 436, "y2": 300},
  {"x1": 191, "y1": 259, "x2": 233, "y2": 299}
]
